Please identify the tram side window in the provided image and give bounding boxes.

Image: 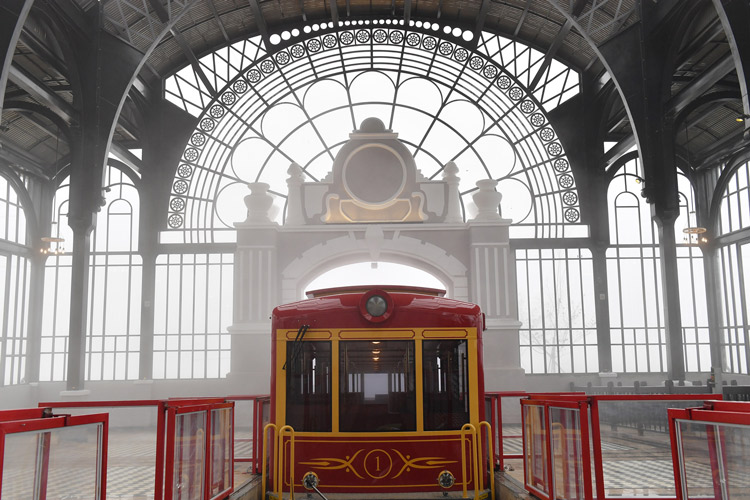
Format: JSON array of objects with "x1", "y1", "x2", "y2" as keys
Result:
[
  {"x1": 286, "y1": 341, "x2": 332, "y2": 432},
  {"x1": 423, "y1": 340, "x2": 469, "y2": 430},
  {"x1": 339, "y1": 340, "x2": 416, "y2": 432}
]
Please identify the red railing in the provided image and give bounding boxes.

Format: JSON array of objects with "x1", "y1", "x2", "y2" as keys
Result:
[
  {"x1": 226, "y1": 395, "x2": 270, "y2": 474},
  {"x1": 521, "y1": 394, "x2": 725, "y2": 500},
  {"x1": 485, "y1": 391, "x2": 584, "y2": 471},
  {"x1": 0, "y1": 407, "x2": 109, "y2": 499},
  {"x1": 38, "y1": 397, "x2": 234, "y2": 500},
  {"x1": 668, "y1": 400, "x2": 750, "y2": 500}
]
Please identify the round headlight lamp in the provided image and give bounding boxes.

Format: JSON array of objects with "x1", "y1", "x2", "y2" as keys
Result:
[
  {"x1": 359, "y1": 289, "x2": 394, "y2": 322},
  {"x1": 438, "y1": 470, "x2": 455, "y2": 490},
  {"x1": 366, "y1": 295, "x2": 388, "y2": 317}
]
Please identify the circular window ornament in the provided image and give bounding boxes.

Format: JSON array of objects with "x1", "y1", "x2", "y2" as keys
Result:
[
  {"x1": 359, "y1": 290, "x2": 394, "y2": 323},
  {"x1": 342, "y1": 144, "x2": 407, "y2": 207}
]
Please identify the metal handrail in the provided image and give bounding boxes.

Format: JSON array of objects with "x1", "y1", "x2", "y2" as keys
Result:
[
  {"x1": 261, "y1": 423, "x2": 278, "y2": 500},
  {"x1": 479, "y1": 420, "x2": 495, "y2": 500},
  {"x1": 278, "y1": 425, "x2": 295, "y2": 500}
]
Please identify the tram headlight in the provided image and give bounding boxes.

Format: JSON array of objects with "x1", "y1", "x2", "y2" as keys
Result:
[
  {"x1": 438, "y1": 470, "x2": 455, "y2": 490},
  {"x1": 359, "y1": 289, "x2": 394, "y2": 322},
  {"x1": 302, "y1": 471, "x2": 319, "y2": 490},
  {"x1": 365, "y1": 295, "x2": 388, "y2": 317}
]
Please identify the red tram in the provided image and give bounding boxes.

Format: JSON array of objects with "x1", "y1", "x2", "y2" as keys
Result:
[{"x1": 263, "y1": 286, "x2": 494, "y2": 499}]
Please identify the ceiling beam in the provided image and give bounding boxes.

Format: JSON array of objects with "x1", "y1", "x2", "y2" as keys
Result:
[
  {"x1": 147, "y1": 0, "x2": 217, "y2": 97},
  {"x1": 666, "y1": 53, "x2": 735, "y2": 117},
  {"x1": 8, "y1": 63, "x2": 77, "y2": 123},
  {"x1": 170, "y1": 27, "x2": 217, "y2": 97},
  {"x1": 528, "y1": 0, "x2": 587, "y2": 91},
  {"x1": 205, "y1": 0, "x2": 231, "y2": 43},
  {"x1": 247, "y1": 0, "x2": 272, "y2": 49},
  {"x1": 109, "y1": 142, "x2": 142, "y2": 174},
  {"x1": 330, "y1": 0, "x2": 339, "y2": 24},
  {"x1": 0, "y1": 139, "x2": 49, "y2": 179},
  {"x1": 602, "y1": 134, "x2": 636, "y2": 168},
  {"x1": 513, "y1": 0, "x2": 532, "y2": 37},
  {"x1": 472, "y1": 0, "x2": 491, "y2": 46}
]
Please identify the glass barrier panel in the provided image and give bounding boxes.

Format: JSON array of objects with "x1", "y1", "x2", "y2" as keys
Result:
[
  {"x1": 524, "y1": 404, "x2": 549, "y2": 496},
  {"x1": 550, "y1": 407, "x2": 584, "y2": 500},
  {"x1": 2, "y1": 430, "x2": 39, "y2": 499},
  {"x1": 717, "y1": 423, "x2": 750, "y2": 500},
  {"x1": 210, "y1": 407, "x2": 233, "y2": 499},
  {"x1": 2, "y1": 423, "x2": 103, "y2": 500},
  {"x1": 503, "y1": 396, "x2": 524, "y2": 457},
  {"x1": 173, "y1": 410, "x2": 207, "y2": 500},
  {"x1": 678, "y1": 420, "x2": 750, "y2": 500},
  {"x1": 46, "y1": 423, "x2": 103, "y2": 500},
  {"x1": 42, "y1": 406, "x2": 158, "y2": 499},
  {"x1": 233, "y1": 400, "x2": 253, "y2": 462},
  {"x1": 676, "y1": 420, "x2": 718, "y2": 500},
  {"x1": 597, "y1": 400, "x2": 701, "y2": 498}
]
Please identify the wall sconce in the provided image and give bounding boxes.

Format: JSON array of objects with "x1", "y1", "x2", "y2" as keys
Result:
[
  {"x1": 736, "y1": 114, "x2": 750, "y2": 123},
  {"x1": 634, "y1": 175, "x2": 644, "y2": 184}
]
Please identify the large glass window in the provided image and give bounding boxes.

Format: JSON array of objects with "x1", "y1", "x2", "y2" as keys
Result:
[
  {"x1": 163, "y1": 29, "x2": 583, "y2": 243},
  {"x1": 718, "y1": 160, "x2": 750, "y2": 236},
  {"x1": 42, "y1": 165, "x2": 143, "y2": 382},
  {"x1": 719, "y1": 243, "x2": 749, "y2": 374},
  {"x1": 285, "y1": 341, "x2": 331, "y2": 432},
  {"x1": 422, "y1": 340, "x2": 469, "y2": 431},
  {"x1": 339, "y1": 340, "x2": 415, "y2": 432},
  {"x1": 153, "y1": 253, "x2": 233, "y2": 379},
  {"x1": 0, "y1": 175, "x2": 30, "y2": 386},
  {"x1": 0, "y1": 254, "x2": 30, "y2": 385},
  {"x1": 516, "y1": 248, "x2": 597, "y2": 374},
  {"x1": 607, "y1": 160, "x2": 709, "y2": 373}
]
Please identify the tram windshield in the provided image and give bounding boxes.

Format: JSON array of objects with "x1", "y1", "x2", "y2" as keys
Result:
[
  {"x1": 422, "y1": 340, "x2": 469, "y2": 430},
  {"x1": 339, "y1": 340, "x2": 416, "y2": 432},
  {"x1": 285, "y1": 341, "x2": 332, "y2": 432}
]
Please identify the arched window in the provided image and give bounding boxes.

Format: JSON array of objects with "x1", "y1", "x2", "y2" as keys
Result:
[
  {"x1": 607, "y1": 159, "x2": 709, "y2": 373},
  {"x1": 0, "y1": 174, "x2": 30, "y2": 385},
  {"x1": 41, "y1": 164, "x2": 143, "y2": 381},
  {"x1": 163, "y1": 29, "x2": 583, "y2": 243},
  {"x1": 305, "y1": 262, "x2": 445, "y2": 298},
  {"x1": 716, "y1": 159, "x2": 750, "y2": 374}
]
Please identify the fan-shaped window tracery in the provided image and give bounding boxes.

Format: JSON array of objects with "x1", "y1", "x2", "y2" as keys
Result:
[{"x1": 164, "y1": 26, "x2": 582, "y2": 243}]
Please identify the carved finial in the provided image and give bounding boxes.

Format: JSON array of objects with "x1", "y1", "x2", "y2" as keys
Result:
[{"x1": 471, "y1": 179, "x2": 503, "y2": 221}]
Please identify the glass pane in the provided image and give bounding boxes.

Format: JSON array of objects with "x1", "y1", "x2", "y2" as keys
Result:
[
  {"x1": 210, "y1": 408, "x2": 233, "y2": 498},
  {"x1": 2, "y1": 423, "x2": 103, "y2": 500},
  {"x1": 597, "y1": 400, "x2": 701, "y2": 497},
  {"x1": 524, "y1": 404, "x2": 549, "y2": 495},
  {"x1": 550, "y1": 407, "x2": 584, "y2": 500},
  {"x1": 286, "y1": 341, "x2": 331, "y2": 432},
  {"x1": 423, "y1": 340, "x2": 470, "y2": 430},
  {"x1": 2, "y1": 431, "x2": 39, "y2": 499},
  {"x1": 173, "y1": 411, "x2": 206, "y2": 500},
  {"x1": 339, "y1": 340, "x2": 415, "y2": 432}
]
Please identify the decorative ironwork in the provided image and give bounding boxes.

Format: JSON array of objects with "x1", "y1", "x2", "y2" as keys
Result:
[{"x1": 165, "y1": 25, "x2": 582, "y2": 243}]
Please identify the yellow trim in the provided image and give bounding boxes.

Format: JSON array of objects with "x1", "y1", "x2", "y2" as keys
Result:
[
  {"x1": 415, "y1": 339, "x2": 424, "y2": 432},
  {"x1": 479, "y1": 421, "x2": 495, "y2": 500},
  {"x1": 331, "y1": 339, "x2": 340, "y2": 433},
  {"x1": 468, "y1": 338, "x2": 480, "y2": 429}
]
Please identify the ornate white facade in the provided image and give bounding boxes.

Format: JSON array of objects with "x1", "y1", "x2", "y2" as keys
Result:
[{"x1": 230, "y1": 118, "x2": 523, "y2": 393}]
